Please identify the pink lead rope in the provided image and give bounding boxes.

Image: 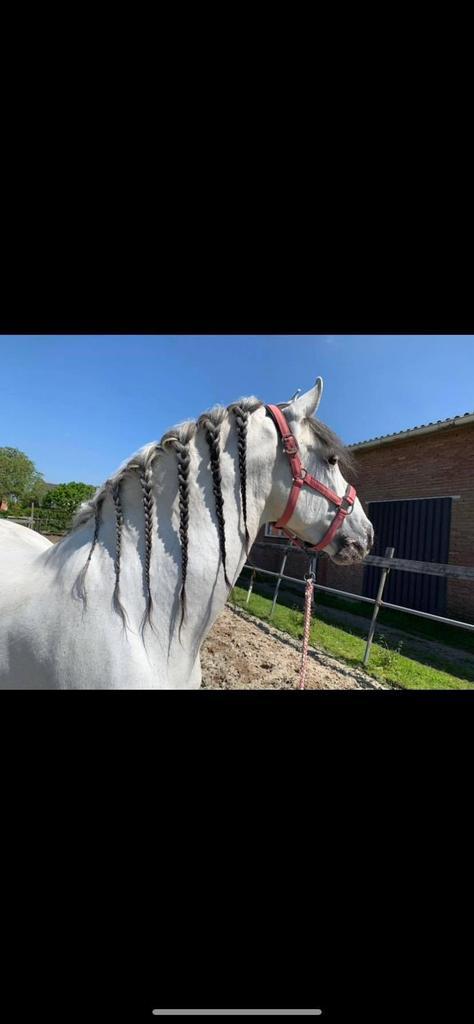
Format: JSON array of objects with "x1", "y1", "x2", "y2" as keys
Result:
[
  {"x1": 299, "y1": 560, "x2": 316, "y2": 689},
  {"x1": 263, "y1": 403, "x2": 357, "y2": 690}
]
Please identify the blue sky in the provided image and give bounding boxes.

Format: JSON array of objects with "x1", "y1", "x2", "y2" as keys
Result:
[{"x1": 1, "y1": 335, "x2": 473, "y2": 485}]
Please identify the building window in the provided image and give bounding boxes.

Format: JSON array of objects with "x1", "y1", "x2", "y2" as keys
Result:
[{"x1": 264, "y1": 523, "x2": 286, "y2": 539}]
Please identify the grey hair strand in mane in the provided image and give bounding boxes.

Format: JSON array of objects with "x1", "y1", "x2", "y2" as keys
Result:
[
  {"x1": 228, "y1": 399, "x2": 258, "y2": 554},
  {"x1": 111, "y1": 479, "x2": 129, "y2": 631},
  {"x1": 198, "y1": 406, "x2": 231, "y2": 590},
  {"x1": 139, "y1": 455, "x2": 156, "y2": 638},
  {"x1": 160, "y1": 420, "x2": 197, "y2": 643},
  {"x1": 71, "y1": 493, "x2": 104, "y2": 608}
]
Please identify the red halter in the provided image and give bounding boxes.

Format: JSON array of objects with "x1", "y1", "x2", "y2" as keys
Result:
[{"x1": 265, "y1": 404, "x2": 356, "y2": 553}]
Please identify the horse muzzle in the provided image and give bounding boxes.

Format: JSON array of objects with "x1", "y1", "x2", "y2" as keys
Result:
[{"x1": 332, "y1": 523, "x2": 374, "y2": 565}]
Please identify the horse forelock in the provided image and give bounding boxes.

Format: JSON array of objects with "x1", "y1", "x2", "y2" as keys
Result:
[{"x1": 305, "y1": 416, "x2": 357, "y2": 478}]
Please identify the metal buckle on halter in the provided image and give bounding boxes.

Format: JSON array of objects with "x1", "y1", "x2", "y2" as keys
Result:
[
  {"x1": 282, "y1": 434, "x2": 299, "y2": 456},
  {"x1": 339, "y1": 493, "x2": 355, "y2": 514},
  {"x1": 292, "y1": 467, "x2": 307, "y2": 485}
]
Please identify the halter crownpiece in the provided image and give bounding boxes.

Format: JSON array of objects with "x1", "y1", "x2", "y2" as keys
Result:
[{"x1": 265, "y1": 404, "x2": 356, "y2": 554}]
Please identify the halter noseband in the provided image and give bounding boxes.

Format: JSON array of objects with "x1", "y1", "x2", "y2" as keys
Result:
[{"x1": 265, "y1": 404, "x2": 356, "y2": 554}]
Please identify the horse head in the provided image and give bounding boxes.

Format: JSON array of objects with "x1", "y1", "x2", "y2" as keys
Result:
[{"x1": 263, "y1": 377, "x2": 374, "y2": 563}]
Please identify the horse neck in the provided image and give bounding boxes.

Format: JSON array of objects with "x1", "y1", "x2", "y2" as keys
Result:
[{"x1": 45, "y1": 406, "x2": 281, "y2": 678}]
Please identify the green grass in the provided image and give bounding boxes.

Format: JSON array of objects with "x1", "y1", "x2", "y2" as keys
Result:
[
  {"x1": 237, "y1": 567, "x2": 474, "y2": 656},
  {"x1": 230, "y1": 585, "x2": 474, "y2": 690},
  {"x1": 314, "y1": 589, "x2": 474, "y2": 656}
]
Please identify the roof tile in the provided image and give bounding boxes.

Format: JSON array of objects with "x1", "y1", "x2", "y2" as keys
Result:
[{"x1": 349, "y1": 411, "x2": 474, "y2": 448}]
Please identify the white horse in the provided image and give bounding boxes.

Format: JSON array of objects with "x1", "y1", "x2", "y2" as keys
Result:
[{"x1": 0, "y1": 378, "x2": 373, "y2": 689}]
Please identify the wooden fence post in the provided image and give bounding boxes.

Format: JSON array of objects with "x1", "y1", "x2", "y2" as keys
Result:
[
  {"x1": 269, "y1": 544, "x2": 292, "y2": 620},
  {"x1": 362, "y1": 546, "x2": 395, "y2": 667},
  {"x1": 30, "y1": 501, "x2": 35, "y2": 528}
]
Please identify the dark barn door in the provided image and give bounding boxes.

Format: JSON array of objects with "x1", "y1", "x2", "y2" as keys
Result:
[{"x1": 363, "y1": 497, "x2": 452, "y2": 615}]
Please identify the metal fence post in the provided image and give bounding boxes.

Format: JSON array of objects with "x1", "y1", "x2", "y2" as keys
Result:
[
  {"x1": 362, "y1": 546, "x2": 395, "y2": 667},
  {"x1": 269, "y1": 544, "x2": 292, "y2": 620},
  {"x1": 246, "y1": 568, "x2": 256, "y2": 604}
]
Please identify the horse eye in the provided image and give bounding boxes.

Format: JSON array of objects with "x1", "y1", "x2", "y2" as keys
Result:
[{"x1": 327, "y1": 455, "x2": 338, "y2": 466}]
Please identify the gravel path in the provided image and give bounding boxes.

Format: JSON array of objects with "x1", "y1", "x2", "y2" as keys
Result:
[{"x1": 201, "y1": 605, "x2": 388, "y2": 689}]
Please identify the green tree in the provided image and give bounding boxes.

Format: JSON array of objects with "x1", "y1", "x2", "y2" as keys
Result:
[
  {"x1": 0, "y1": 447, "x2": 43, "y2": 503},
  {"x1": 22, "y1": 477, "x2": 51, "y2": 508},
  {"x1": 42, "y1": 481, "x2": 96, "y2": 514}
]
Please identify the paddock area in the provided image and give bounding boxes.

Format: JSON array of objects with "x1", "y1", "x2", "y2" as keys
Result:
[{"x1": 201, "y1": 605, "x2": 387, "y2": 689}]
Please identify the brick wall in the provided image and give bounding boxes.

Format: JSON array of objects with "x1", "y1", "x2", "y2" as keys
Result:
[
  {"x1": 324, "y1": 422, "x2": 474, "y2": 622},
  {"x1": 249, "y1": 421, "x2": 474, "y2": 623}
]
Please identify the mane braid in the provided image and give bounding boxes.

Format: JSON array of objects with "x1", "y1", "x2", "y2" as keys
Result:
[
  {"x1": 139, "y1": 461, "x2": 155, "y2": 637},
  {"x1": 231, "y1": 404, "x2": 251, "y2": 554},
  {"x1": 72, "y1": 495, "x2": 103, "y2": 607},
  {"x1": 200, "y1": 413, "x2": 231, "y2": 589},
  {"x1": 175, "y1": 439, "x2": 191, "y2": 640},
  {"x1": 111, "y1": 480, "x2": 129, "y2": 630}
]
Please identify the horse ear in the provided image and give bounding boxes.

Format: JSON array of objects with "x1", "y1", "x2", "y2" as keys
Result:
[{"x1": 288, "y1": 377, "x2": 323, "y2": 419}]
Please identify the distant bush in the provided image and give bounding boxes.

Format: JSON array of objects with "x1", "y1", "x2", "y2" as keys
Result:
[{"x1": 43, "y1": 481, "x2": 95, "y2": 514}]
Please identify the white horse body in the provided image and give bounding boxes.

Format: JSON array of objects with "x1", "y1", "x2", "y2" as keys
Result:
[
  {"x1": 0, "y1": 519, "x2": 52, "y2": 567},
  {"x1": 0, "y1": 380, "x2": 373, "y2": 689}
]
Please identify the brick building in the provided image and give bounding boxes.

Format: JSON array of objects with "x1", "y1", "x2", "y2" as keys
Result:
[{"x1": 249, "y1": 411, "x2": 474, "y2": 624}]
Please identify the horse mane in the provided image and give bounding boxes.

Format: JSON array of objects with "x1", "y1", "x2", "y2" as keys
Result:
[
  {"x1": 69, "y1": 396, "x2": 263, "y2": 635},
  {"x1": 67, "y1": 395, "x2": 355, "y2": 636},
  {"x1": 71, "y1": 396, "x2": 263, "y2": 531}
]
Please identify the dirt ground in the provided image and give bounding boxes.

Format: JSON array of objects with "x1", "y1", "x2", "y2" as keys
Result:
[{"x1": 201, "y1": 604, "x2": 388, "y2": 689}]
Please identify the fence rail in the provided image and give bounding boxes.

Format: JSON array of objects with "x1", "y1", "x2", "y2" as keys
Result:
[
  {"x1": 252, "y1": 540, "x2": 474, "y2": 581},
  {"x1": 363, "y1": 554, "x2": 474, "y2": 581},
  {"x1": 7, "y1": 517, "x2": 71, "y2": 534},
  {"x1": 239, "y1": 545, "x2": 474, "y2": 669},
  {"x1": 4, "y1": 507, "x2": 73, "y2": 534}
]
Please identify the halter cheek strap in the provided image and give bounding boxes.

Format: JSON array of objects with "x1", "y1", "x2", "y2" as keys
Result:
[{"x1": 265, "y1": 404, "x2": 356, "y2": 554}]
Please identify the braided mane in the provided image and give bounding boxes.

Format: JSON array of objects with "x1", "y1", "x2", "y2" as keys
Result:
[
  {"x1": 197, "y1": 406, "x2": 231, "y2": 590},
  {"x1": 70, "y1": 395, "x2": 354, "y2": 636},
  {"x1": 71, "y1": 396, "x2": 262, "y2": 634}
]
